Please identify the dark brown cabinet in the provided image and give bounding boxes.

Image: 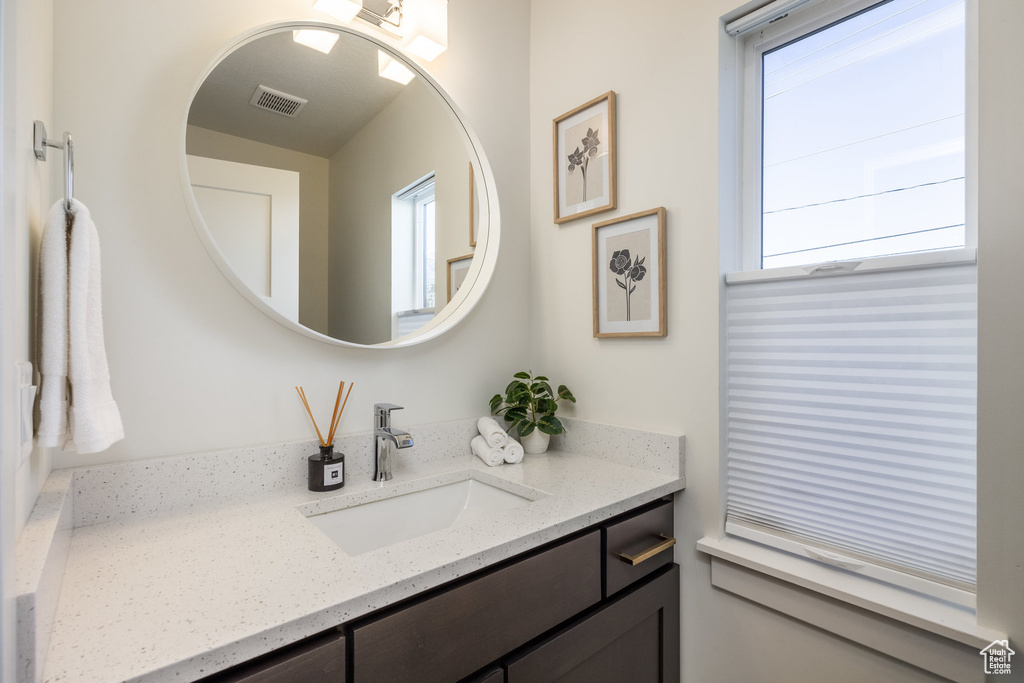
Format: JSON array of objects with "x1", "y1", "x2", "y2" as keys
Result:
[
  {"x1": 350, "y1": 532, "x2": 602, "y2": 683},
  {"x1": 603, "y1": 498, "x2": 675, "y2": 597},
  {"x1": 206, "y1": 629, "x2": 346, "y2": 683},
  {"x1": 201, "y1": 498, "x2": 678, "y2": 683},
  {"x1": 505, "y1": 565, "x2": 680, "y2": 683}
]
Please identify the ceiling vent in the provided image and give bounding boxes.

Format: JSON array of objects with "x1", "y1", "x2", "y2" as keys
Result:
[{"x1": 249, "y1": 85, "x2": 308, "y2": 117}]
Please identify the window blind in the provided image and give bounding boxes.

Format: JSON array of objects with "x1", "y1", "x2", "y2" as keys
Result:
[
  {"x1": 724, "y1": 263, "x2": 977, "y2": 589},
  {"x1": 396, "y1": 309, "x2": 434, "y2": 337},
  {"x1": 724, "y1": 0, "x2": 824, "y2": 36}
]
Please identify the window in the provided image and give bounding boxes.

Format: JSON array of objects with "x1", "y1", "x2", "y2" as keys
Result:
[
  {"x1": 742, "y1": 0, "x2": 969, "y2": 270},
  {"x1": 414, "y1": 187, "x2": 436, "y2": 310},
  {"x1": 392, "y1": 174, "x2": 436, "y2": 339},
  {"x1": 725, "y1": 0, "x2": 976, "y2": 603}
]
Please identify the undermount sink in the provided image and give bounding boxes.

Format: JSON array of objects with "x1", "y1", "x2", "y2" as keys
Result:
[{"x1": 305, "y1": 479, "x2": 537, "y2": 556}]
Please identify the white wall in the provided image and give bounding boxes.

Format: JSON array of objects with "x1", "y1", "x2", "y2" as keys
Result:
[
  {"x1": 4, "y1": 0, "x2": 52, "y2": 535},
  {"x1": 186, "y1": 125, "x2": 331, "y2": 335},
  {"x1": 47, "y1": 0, "x2": 531, "y2": 469},
  {"x1": 328, "y1": 78, "x2": 472, "y2": 344},
  {"x1": 529, "y1": 0, "x2": 1022, "y2": 681},
  {"x1": 1, "y1": 0, "x2": 53, "y2": 677}
]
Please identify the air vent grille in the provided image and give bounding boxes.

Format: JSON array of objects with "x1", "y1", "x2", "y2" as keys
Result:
[{"x1": 249, "y1": 85, "x2": 308, "y2": 117}]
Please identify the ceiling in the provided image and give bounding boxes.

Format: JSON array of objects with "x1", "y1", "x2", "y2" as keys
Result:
[{"x1": 188, "y1": 29, "x2": 409, "y2": 158}]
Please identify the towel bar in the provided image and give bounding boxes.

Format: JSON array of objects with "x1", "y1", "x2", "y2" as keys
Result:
[{"x1": 32, "y1": 120, "x2": 74, "y2": 211}]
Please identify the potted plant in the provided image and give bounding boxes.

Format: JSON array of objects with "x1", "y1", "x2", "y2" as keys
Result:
[{"x1": 489, "y1": 371, "x2": 576, "y2": 454}]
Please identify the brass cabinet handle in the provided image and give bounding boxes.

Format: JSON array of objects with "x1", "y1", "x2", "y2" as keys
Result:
[{"x1": 617, "y1": 534, "x2": 676, "y2": 566}]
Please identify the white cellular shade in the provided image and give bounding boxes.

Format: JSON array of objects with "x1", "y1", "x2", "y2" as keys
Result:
[
  {"x1": 725, "y1": 0, "x2": 824, "y2": 36},
  {"x1": 725, "y1": 264, "x2": 977, "y2": 588},
  {"x1": 396, "y1": 310, "x2": 434, "y2": 338}
]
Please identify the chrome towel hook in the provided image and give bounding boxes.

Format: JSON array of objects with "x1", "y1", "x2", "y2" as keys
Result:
[{"x1": 33, "y1": 120, "x2": 74, "y2": 212}]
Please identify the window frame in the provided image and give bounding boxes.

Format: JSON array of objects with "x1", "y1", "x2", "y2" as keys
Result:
[
  {"x1": 715, "y1": 0, "x2": 985, "y2": 621},
  {"x1": 412, "y1": 184, "x2": 436, "y2": 310},
  {"x1": 740, "y1": 0, "x2": 976, "y2": 274},
  {"x1": 391, "y1": 173, "x2": 437, "y2": 340}
]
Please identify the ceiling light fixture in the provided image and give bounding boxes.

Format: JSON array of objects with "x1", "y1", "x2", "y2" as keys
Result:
[
  {"x1": 312, "y1": 0, "x2": 363, "y2": 23},
  {"x1": 292, "y1": 29, "x2": 341, "y2": 54},
  {"x1": 378, "y1": 50, "x2": 415, "y2": 85},
  {"x1": 354, "y1": 0, "x2": 404, "y2": 35},
  {"x1": 314, "y1": 0, "x2": 447, "y2": 61},
  {"x1": 401, "y1": 0, "x2": 447, "y2": 61}
]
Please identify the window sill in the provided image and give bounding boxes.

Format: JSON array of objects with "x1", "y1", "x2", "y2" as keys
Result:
[{"x1": 697, "y1": 536, "x2": 1003, "y2": 681}]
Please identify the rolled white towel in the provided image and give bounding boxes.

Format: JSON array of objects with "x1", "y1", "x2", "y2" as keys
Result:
[
  {"x1": 471, "y1": 435, "x2": 504, "y2": 467},
  {"x1": 503, "y1": 439, "x2": 524, "y2": 465},
  {"x1": 477, "y1": 416, "x2": 509, "y2": 448}
]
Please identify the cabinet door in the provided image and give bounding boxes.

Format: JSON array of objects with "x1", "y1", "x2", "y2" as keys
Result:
[
  {"x1": 203, "y1": 629, "x2": 346, "y2": 683},
  {"x1": 459, "y1": 666, "x2": 505, "y2": 683},
  {"x1": 505, "y1": 564, "x2": 679, "y2": 683},
  {"x1": 351, "y1": 531, "x2": 601, "y2": 683}
]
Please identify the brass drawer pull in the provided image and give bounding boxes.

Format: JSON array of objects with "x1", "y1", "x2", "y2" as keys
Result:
[{"x1": 617, "y1": 534, "x2": 676, "y2": 566}]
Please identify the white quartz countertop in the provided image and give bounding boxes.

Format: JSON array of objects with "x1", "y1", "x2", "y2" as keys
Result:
[{"x1": 39, "y1": 447, "x2": 684, "y2": 682}]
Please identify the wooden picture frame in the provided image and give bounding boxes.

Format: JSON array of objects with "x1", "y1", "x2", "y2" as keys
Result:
[
  {"x1": 469, "y1": 162, "x2": 477, "y2": 248},
  {"x1": 553, "y1": 91, "x2": 617, "y2": 224},
  {"x1": 592, "y1": 208, "x2": 666, "y2": 338},
  {"x1": 447, "y1": 254, "x2": 474, "y2": 302}
]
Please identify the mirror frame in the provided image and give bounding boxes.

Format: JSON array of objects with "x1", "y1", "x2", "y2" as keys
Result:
[{"x1": 180, "y1": 21, "x2": 500, "y2": 349}]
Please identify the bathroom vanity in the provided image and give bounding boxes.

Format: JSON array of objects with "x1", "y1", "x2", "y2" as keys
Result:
[
  {"x1": 16, "y1": 418, "x2": 685, "y2": 682},
  {"x1": 205, "y1": 498, "x2": 677, "y2": 683}
]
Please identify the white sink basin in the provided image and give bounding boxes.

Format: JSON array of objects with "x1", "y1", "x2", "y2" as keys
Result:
[{"x1": 306, "y1": 479, "x2": 535, "y2": 556}]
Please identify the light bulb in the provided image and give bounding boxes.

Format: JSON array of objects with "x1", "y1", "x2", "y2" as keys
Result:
[
  {"x1": 403, "y1": 0, "x2": 447, "y2": 61},
  {"x1": 378, "y1": 50, "x2": 415, "y2": 85},
  {"x1": 292, "y1": 29, "x2": 340, "y2": 54}
]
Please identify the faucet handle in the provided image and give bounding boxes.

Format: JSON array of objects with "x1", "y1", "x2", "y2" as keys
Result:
[{"x1": 374, "y1": 403, "x2": 403, "y2": 429}]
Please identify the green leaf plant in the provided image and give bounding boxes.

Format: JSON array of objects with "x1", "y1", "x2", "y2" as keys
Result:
[{"x1": 489, "y1": 371, "x2": 577, "y2": 438}]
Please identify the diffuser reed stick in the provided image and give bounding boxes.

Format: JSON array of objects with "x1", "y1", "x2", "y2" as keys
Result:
[
  {"x1": 295, "y1": 386, "x2": 326, "y2": 446},
  {"x1": 326, "y1": 381, "x2": 345, "y2": 445},
  {"x1": 295, "y1": 381, "x2": 354, "y2": 447},
  {"x1": 328, "y1": 382, "x2": 354, "y2": 444}
]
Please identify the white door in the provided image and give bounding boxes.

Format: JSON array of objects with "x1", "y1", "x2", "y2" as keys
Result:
[{"x1": 187, "y1": 155, "x2": 301, "y2": 321}]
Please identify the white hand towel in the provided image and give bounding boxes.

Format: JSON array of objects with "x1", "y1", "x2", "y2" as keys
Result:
[
  {"x1": 477, "y1": 416, "x2": 509, "y2": 448},
  {"x1": 471, "y1": 435, "x2": 504, "y2": 467},
  {"x1": 39, "y1": 199, "x2": 124, "y2": 454},
  {"x1": 503, "y1": 438, "x2": 524, "y2": 465},
  {"x1": 67, "y1": 200, "x2": 124, "y2": 453},
  {"x1": 38, "y1": 202, "x2": 70, "y2": 447}
]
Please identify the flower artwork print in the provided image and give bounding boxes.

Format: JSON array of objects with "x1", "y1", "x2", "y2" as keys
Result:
[
  {"x1": 592, "y1": 207, "x2": 664, "y2": 338},
  {"x1": 564, "y1": 115, "x2": 605, "y2": 206},
  {"x1": 605, "y1": 229, "x2": 652, "y2": 322}
]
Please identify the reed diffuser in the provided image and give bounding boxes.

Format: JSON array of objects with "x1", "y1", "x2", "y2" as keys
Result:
[{"x1": 296, "y1": 380, "x2": 353, "y2": 492}]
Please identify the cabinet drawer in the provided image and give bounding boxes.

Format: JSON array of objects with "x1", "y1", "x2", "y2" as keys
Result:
[
  {"x1": 205, "y1": 629, "x2": 346, "y2": 683},
  {"x1": 505, "y1": 564, "x2": 680, "y2": 683},
  {"x1": 462, "y1": 666, "x2": 505, "y2": 683},
  {"x1": 351, "y1": 531, "x2": 601, "y2": 683},
  {"x1": 604, "y1": 499, "x2": 674, "y2": 596}
]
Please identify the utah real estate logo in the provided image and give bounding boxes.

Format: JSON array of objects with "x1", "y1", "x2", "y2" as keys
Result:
[{"x1": 980, "y1": 640, "x2": 1014, "y2": 675}]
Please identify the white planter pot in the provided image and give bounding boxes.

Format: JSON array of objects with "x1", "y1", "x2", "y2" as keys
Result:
[{"x1": 520, "y1": 429, "x2": 550, "y2": 454}]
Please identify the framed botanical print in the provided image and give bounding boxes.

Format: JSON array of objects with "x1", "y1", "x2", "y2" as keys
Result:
[
  {"x1": 592, "y1": 208, "x2": 666, "y2": 338},
  {"x1": 553, "y1": 91, "x2": 617, "y2": 224},
  {"x1": 447, "y1": 254, "x2": 473, "y2": 302}
]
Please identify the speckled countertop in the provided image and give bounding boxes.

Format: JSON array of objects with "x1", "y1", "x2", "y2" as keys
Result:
[{"x1": 34, "y1": 422, "x2": 685, "y2": 683}]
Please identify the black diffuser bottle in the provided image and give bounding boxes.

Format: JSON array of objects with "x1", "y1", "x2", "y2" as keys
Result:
[{"x1": 308, "y1": 444, "x2": 345, "y2": 492}]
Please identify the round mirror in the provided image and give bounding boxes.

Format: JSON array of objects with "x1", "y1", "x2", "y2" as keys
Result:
[{"x1": 182, "y1": 23, "x2": 495, "y2": 347}]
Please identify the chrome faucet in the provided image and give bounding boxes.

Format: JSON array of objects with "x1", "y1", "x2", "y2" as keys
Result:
[{"x1": 373, "y1": 403, "x2": 414, "y2": 482}]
